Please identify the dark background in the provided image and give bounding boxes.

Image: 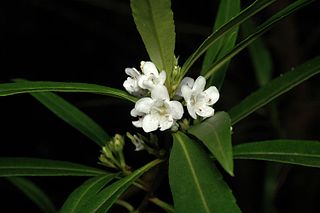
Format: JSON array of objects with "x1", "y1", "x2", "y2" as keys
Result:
[{"x1": 1, "y1": 0, "x2": 319, "y2": 212}]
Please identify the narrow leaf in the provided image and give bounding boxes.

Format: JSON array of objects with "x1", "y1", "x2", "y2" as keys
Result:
[
  {"x1": 131, "y1": 0, "x2": 175, "y2": 74},
  {"x1": 30, "y1": 92, "x2": 109, "y2": 147},
  {"x1": 242, "y1": 19, "x2": 273, "y2": 86},
  {"x1": 7, "y1": 177, "x2": 56, "y2": 213},
  {"x1": 233, "y1": 140, "x2": 320, "y2": 168},
  {"x1": 189, "y1": 112, "x2": 233, "y2": 176},
  {"x1": 203, "y1": 0, "x2": 314, "y2": 79},
  {"x1": 170, "y1": 132, "x2": 241, "y2": 213},
  {"x1": 0, "y1": 158, "x2": 108, "y2": 176},
  {"x1": 229, "y1": 56, "x2": 320, "y2": 125},
  {"x1": 0, "y1": 81, "x2": 137, "y2": 103},
  {"x1": 201, "y1": 0, "x2": 240, "y2": 89},
  {"x1": 181, "y1": 0, "x2": 276, "y2": 76},
  {"x1": 60, "y1": 173, "x2": 117, "y2": 213},
  {"x1": 78, "y1": 159, "x2": 162, "y2": 212}
]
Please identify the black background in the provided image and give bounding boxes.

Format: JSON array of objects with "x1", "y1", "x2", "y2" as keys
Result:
[{"x1": 1, "y1": 0, "x2": 319, "y2": 212}]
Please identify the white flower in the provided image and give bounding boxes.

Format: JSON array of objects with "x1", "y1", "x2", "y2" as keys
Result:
[
  {"x1": 138, "y1": 61, "x2": 166, "y2": 90},
  {"x1": 131, "y1": 85, "x2": 184, "y2": 132},
  {"x1": 123, "y1": 67, "x2": 146, "y2": 97},
  {"x1": 181, "y1": 76, "x2": 219, "y2": 119}
]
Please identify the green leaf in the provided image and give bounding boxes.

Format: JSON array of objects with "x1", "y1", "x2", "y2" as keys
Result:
[
  {"x1": 60, "y1": 173, "x2": 117, "y2": 213},
  {"x1": 78, "y1": 159, "x2": 162, "y2": 212},
  {"x1": 201, "y1": 0, "x2": 240, "y2": 89},
  {"x1": 181, "y1": 0, "x2": 276, "y2": 76},
  {"x1": 6, "y1": 177, "x2": 56, "y2": 213},
  {"x1": 0, "y1": 81, "x2": 137, "y2": 103},
  {"x1": 203, "y1": 0, "x2": 314, "y2": 79},
  {"x1": 0, "y1": 158, "x2": 108, "y2": 176},
  {"x1": 233, "y1": 140, "x2": 320, "y2": 168},
  {"x1": 169, "y1": 132, "x2": 241, "y2": 213},
  {"x1": 229, "y1": 56, "x2": 320, "y2": 125},
  {"x1": 242, "y1": 19, "x2": 273, "y2": 86},
  {"x1": 188, "y1": 112, "x2": 233, "y2": 176},
  {"x1": 131, "y1": 0, "x2": 175, "y2": 74},
  {"x1": 30, "y1": 91, "x2": 109, "y2": 147}
]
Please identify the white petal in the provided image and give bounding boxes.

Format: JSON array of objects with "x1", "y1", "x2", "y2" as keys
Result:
[
  {"x1": 203, "y1": 86, "x2": 219, "y2": 105},
  {"x1": 142, "y1": 114, "x2": 159, "y2": 132},
  {"x1": 132, "y1": 119, "x2": 143, "y2": 128},
  {"x1": 158, "y1": 71, "x2": 167, "y2": 85},
  {"x1": 181, "y1": 85, "x2": 192, "y2": 102},
  {"x1": 123, "y1": 77, "x2": 137, "y2": 93},
  {"x1": 193, "y1": 76, "x2": 206, "y2": 94},
  {"x1": 141, "y1": 61, "x2": 158, "y2": 76},
  {"x1": 151, "y1": 85, "x2": 169, "y2": 101},
  {"x1": 175, "y1": 77, "x2": 194, "y2": 97},
  {"x1": 125, "y1": 68, "x2": 140, "y2": 78},
  {"x1": 169, "y1": 101, "x2": 184, "y2": 119},
  {"x1": 187, "y1": 102, "x2": 197, "y2": 119},
  {"x1": 159, "y1": 115, "x2": 173, "y2": 131},
  {"x1": 196, "y1": 106, "x2": 215, "y2": 118},
  {"x1": 135, "y1": 97, "x2": 153, "y2": 114}
]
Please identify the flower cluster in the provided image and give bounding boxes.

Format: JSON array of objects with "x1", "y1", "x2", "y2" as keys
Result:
[{"x1": 123, "y1": 61, "x2": 219, "y2": 133}]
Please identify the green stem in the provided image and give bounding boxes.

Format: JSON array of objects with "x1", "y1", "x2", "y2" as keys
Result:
[
  {"x1": 149, "y1": 197, "x2": 175, "y2": 213},
  {"x1": 116, "y1": 200, "x2": 135, "y2": 212}
]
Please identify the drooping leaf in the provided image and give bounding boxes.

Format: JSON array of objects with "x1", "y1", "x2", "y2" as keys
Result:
[
  {"x1": 203, "y1": 0, "x2": 314, "y2": 79},
  {"x1": 201, "y1": 0, "x2": 240, "y2": 89},
  {"x1": 229, "y1": 56, "x2": 320, "y2": 125},
  {"x1": 181, "y1": 0, "x2": 276, "y2": 76},
  {"x1": 7, "y1": 177, "x2": 56, "y2": 213},
  {"x1": 78, "y1": 159, "x2": 162, "y2": 212},
  {"x1": 233, "y1": 140, "x2": 320, "y2": 168},
  {"x1": 242, "y1": 19, "x2": 273, "y2": 86},
  {"x1": 189, "y1": 112, "x2": 233, "y2": 176},
  {"x1": 30, "y1": 91, "x2": 109, "y2": 147},
  {"x1": 169, "y1": 132, "x2": 241, "y2": 213},
  {"x1": 0, "y1": 81, "x2": 137, "y2": 103},
  {"x1": 131, "y1": 0, "x2": 175, "y2": 74},
  {"x1": 60, "y1": 173, "x2": 118, "y2": 213},
  {"x1": 0, "y1": 158, "x2": 108, "y2": 176}
]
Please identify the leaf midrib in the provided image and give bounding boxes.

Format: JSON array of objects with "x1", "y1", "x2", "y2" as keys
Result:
[{"x1": 176, "y1": 134, "x2": 210, "y2": 213}]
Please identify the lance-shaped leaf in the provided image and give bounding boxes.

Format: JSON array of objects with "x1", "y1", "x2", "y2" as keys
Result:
[
  {"x1": 78, "y1": 159, "x2": 162, "y2": 212},
  {"x1": 201, "y1": 0, "x2": 240, "y2": 89},
  {"x1": 189, "y1": 112, "x2": 233, "y2": 176},
  {"x1": 7, "y1": 177, "x2": 56, "y2": 213},
  {"x1": 203, "y1": 0, "x2": 314, "y2": 80},
  {"x1": 30, "y1": 91, "x2": 109, "y2": 147},
  {"x1": 0, "y1": 81, "x2": 137, "y2": 103},
  {"x1": 169, "y1": 132, "x2": 241, "y2": 213},
  {"x1": 233, "y1": 140, "x2": 320, "y2": 168},
  {"x1": 181, "y1": 0, "x2": 276, "y2": 76},
  {"x1": 242, "y1": 19, "x2": 273, "y2": 86},
  {"x1": 229, "y1": 56, "x2": 320, "y2": 125},
  {"x1": 0, "y1": 158, "x2": 108, "y2": 176},
  {"x1": 131, "y1": 0, "x2": 175, "y2": 74},
  {"x1": 60, "y1": 173, "x2": 118, "y2": 213}
]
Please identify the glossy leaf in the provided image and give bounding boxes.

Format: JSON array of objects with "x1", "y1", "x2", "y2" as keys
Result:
[
  {"x1": 229, "y1": 56, "x2": 320, "y2": 125},
  {"x1": 30, "y1": 91, "x2": 109, "y2": 147},
  {"x1": 233, "y1": 140, "x2": 320, "y2": 168},
  {"x1": 78, "y1": 159, "x2": 162, "y2": 212},
  {"x1": 60, "y1": 173, "x2": 117, "y2": 213},
  {"x1": 0, "y1": 81, "x2": 137, "y2": 103},
  {"x1": 201, "y1": 0, "x2": 240, "y2": 89},
  {"x1": 189, "y1": 112, "x2": 233, "y2": 176},
  {"x1": 169, "y1": 132, "x2": 241, "y2": 213},
  {"x1": 7, "y1": 177, "x2": 56, "y2": 213},
  {"x1": 0, "y1": 158, "x2": 107, "y2": 176},
  {"x1": 181, "y1": 0, "x2": 276, "y2": 76},
  {"x1": 242, "y1": 19, "x2": 273, "y2": 86},
  {"x1": 203, "y1": 0, "x2": 314, "y2": 79},
  {"x1": 131, "y1": 0, "x2": 175, "y2": 74}
]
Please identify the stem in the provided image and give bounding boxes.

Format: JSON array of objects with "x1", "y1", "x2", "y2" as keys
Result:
[
  {"x1": 116, "y1": 200, "x2": 135, "y2": 212},
  {"x1": 149, "y1": 197, "x2": 175, "y2": 213}
]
